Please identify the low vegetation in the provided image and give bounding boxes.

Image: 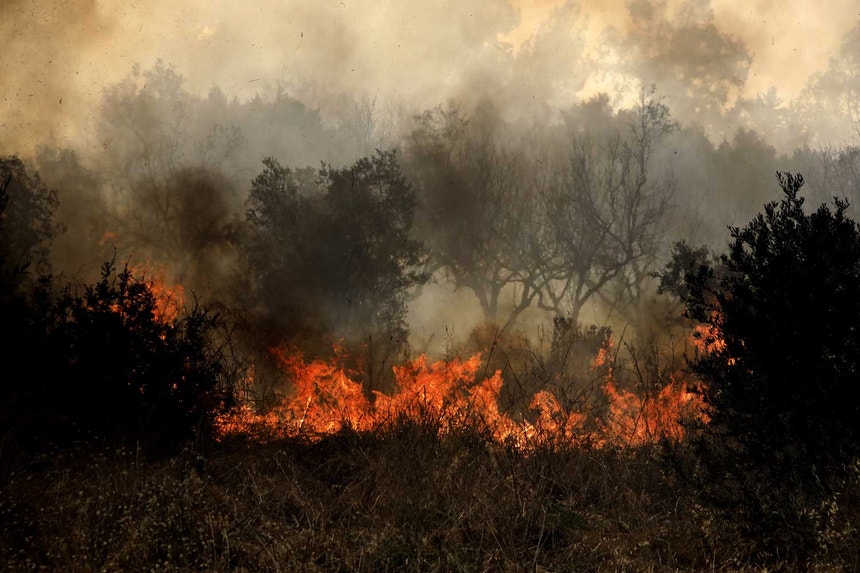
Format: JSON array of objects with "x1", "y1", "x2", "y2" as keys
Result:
[{"x1": 3, "y1": 111, "x2": 860, "y2": 570}]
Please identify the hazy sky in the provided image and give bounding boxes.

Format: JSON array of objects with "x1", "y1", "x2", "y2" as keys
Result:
[{"x1": 2, "y1": 0, "x2": 858, "y2": 154}]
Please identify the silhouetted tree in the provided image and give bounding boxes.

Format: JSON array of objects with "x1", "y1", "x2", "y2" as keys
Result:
[
  {"x1": 406, "y1": 95, "x2": 674, "y2": 327},
  {"x1": 405, "y1": 102, "x2": 540, "y2": 323},
  {"x1": 537, "y1": 91, "x2": 676, "y2": 323},
  {"x1": 99, "y1": 61, "x2": 200, "y2": 183},
  {"x1": 242, "y1": 150, "x2": 426, "y2": 359},
  {"x1": 0, "y1": 156, "x2": 59, "y2": 291},
  {"x1": 662, "y1": 172, "x2": 860, "y2": 481}
]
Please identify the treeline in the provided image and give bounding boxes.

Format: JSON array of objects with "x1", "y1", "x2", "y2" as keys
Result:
[
  {"x1": 28, "y1": 63, "x2": 860, "y2": 325},
  {"x1": 4, "y1": 61, "x2": 860, "y2": 454},
  {"x1": 4, "y1": 62, "x2": 860, "y2": 569}
]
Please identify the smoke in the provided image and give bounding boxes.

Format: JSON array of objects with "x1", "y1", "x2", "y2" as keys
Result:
[
  {"x1": 709, "y1": 0, "x2": 859, "y2": 97},
  {"x1": 0, "y1": 0, "x2": 114, "y2": 153},
  {"x1": 3, "y1": 0, "x2": 858, "y2": 156},
  {"x1": 5, "y1": 0, "x2": 860, "y2": 363}
]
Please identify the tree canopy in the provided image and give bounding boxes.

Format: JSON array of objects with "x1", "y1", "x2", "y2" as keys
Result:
[{"x1": 242, "y1": 150, "x2": 427, "y2": 349}]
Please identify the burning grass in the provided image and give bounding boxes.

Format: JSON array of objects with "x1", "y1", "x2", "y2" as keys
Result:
[
  {"x1": 4, "y1": 288, "x2": 855, "y2": 571},
  {"x1": 215, "y1": 340, "x2": 707, "y2": 450}
]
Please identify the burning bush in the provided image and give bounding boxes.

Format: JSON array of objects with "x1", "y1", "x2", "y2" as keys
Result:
[{"x1": 1, "y1": 261, "x2": 234, "y2": 453}]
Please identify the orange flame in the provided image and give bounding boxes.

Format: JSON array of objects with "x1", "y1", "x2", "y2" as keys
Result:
[
  {"x1": 601, "y1": 377, "x2": 706, "y2": 446},
  {"x1": 128, "y1": 263, "x2": 186, "y2": 323},
  {"x1": 216, "y1": 334, "x2": 709, "y2": 449}
]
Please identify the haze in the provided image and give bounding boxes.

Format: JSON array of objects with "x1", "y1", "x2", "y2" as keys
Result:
[{"x1": 3, "y1": 0, "x2": 858, "y2": 153}]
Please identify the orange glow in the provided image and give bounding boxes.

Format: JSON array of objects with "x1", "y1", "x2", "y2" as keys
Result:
[
  {"x1": 128, "y1": 263, "x2": 186, "y2": 323},
  {"x1": 215, "y1": 334, "x2": 709, "y2": 450},
  {"x1": 693, "y1": 323, "x2": 726, "y2": 355},
  {"x1": 601, "y1": 377, "x2": 707, "y2": 446}
]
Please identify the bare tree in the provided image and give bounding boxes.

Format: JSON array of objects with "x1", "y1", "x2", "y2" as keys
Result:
[
  {"x1": 406, "y1": 94, "x2": 674, "y2": 327},
  {"x1": 406, "y1": 102, "x2": 539, "y2": 323},
  {"x1": 534, "y1": 92, "x2": 675, "y2": 323}
]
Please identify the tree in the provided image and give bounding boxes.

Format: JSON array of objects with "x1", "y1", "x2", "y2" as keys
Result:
[
  {"x1": 242, "y1": 150, "x2": 427, "y2": 361},
  {"x1": 405, "y1": 102, "x2": 539, "y2": 323},
  {"x1": 99, "y1": 61, "x2": 199, "y2": 183},
  {"x1": 536, "y1": 91, "x2": 676, "y2": 323},
  {"x1": 405, "y1": 95, "x2": 674, "y2": 327},
  {"x1": 0, "y1": 156, "x2": 58, "y2": 292},
  {"x1": 662, "y1": 172, "x2": 860, "y2": 479}
]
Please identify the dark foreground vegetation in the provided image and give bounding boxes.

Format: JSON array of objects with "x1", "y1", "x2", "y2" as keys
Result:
[
  {"x1": 2, "y1": 172, "x2": 860, "y2": 572},
  {"x1": 4, "y1": 60, "x2": 860, "y2": 569},
  {"x1": 1, "y1": 428, "x2": 859, "y2": 572}
]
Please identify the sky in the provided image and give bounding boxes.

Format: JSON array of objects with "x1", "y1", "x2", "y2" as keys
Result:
[{"x1": 2, "y1": 0, "x2": 859, "y2": 154}]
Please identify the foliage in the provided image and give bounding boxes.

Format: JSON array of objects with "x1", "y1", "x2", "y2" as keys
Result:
[
  {"x1": 1, "y1": 261, "x2": 233, "y2": 451},
  {"x1": 0, "y1": 156, "x2": 59, "y2": 291},
  {"x1": 242, "y1": 150, "x2": 426, "y2": 348},
  {"x1": 662, "y1": 172, "x2": 860, "y2": 480}
]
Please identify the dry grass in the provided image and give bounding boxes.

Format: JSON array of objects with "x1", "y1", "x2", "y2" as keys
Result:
[
  {"x1": 3, "y1": 425, "x2": 858, "y2": 572},
  {"x1": 3, "y1": 326, "x2": 858, "y2": 572}
]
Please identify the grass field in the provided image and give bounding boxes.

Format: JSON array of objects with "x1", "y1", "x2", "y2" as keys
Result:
[{"x1": 3, "y1": 420, "x2": 859, "y2": 572}]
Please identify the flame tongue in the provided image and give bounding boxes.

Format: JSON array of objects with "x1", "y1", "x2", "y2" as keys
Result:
[
  {"x1": 128, "y1": 263, "x2": 186, "y2": 323},
  {"x1": 216, "y1": 336, "x2": 708, "y2": 449}
]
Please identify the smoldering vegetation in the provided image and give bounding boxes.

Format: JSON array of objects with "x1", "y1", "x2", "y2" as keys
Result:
[{"x1": 5, "y1": 11, "x2": 860, "y2": 569}]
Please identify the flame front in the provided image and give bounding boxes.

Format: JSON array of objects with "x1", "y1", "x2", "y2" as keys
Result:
[{"x1": 216, "y1": 336, "x2": 709, "y2": 449}]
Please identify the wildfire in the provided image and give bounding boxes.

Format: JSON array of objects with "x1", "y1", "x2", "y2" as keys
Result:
[
  {"x1": 693, "y1": 323, "x2": 725, "y2": 355},
  {"x1": 128, "y1": 263, "x2": 186, "y2": 323},
  {"x1": 215, "y1": 333, "x2": 709, "y2": 450}
]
